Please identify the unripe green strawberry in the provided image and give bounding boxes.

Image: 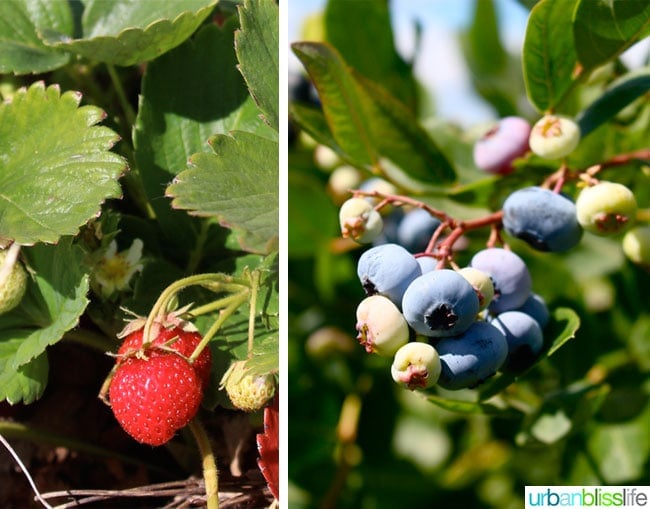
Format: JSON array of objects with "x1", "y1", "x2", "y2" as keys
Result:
[
  {"x1": 391, "y1": 342, "x2": 441, "y2": 390},
  {"x1": 0, "y1": 249, "x2": 28, "y2": 315},
  {"x1": 223, "y1": 361, "x2": 275, "y2": 412},
  {"x1": 529, "y1": 114, "x2": 580, "y2": 159},
  {"x1": 339, "y1": 197, "x2": 383, "y2": 243},
  {"x1": 575, "y1": 181, "x2": 637, "y2": 235}
]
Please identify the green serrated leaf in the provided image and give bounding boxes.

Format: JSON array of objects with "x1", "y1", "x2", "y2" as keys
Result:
[
  {"x1": 577, "y1": 67, "x2": 650, "y2": 137},
  {"x1": 292, "y1": 41, "x2": 456, "y2": 185},
  {"x1": 573, "y1": 0, "x2": 650, "y2": 72},
  {"x1": 0, "y1": 239, "x2": 89, "y2": 404},
  {"x1": 0, "y1": 346, "x2": 48, "y2": 405},
  {"x1": 134, "y1": 21, "x2": 273, "y2": 257},
  {"x1": 166, "y1": 132, "x2": 279, "y2": 254},
  {"x1": 0, "y1": 82, "x2": 126, "y2": 245},
  {"x1": 42, "y1": 0, "x2": 217, "y2": 66},
  {"x1": 236, "y1": 0, "x2": 279, "y2": 131},
  {"x1": 0, "y1": 0, "x2": 73, "y2": 74},
  {"x1": 522, "y1": 0, "x2": 580, "y2": 112}
]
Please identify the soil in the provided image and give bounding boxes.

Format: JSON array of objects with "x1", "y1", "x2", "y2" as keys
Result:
[{"x1": 0, "y1": 341, "x2": 273, "y2": 508}]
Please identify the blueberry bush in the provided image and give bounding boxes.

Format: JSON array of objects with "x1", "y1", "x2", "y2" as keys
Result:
[
  {"x1": 288, "y1": 0, "x2": 650, "y2": 507},
  {"x1": 0, "y1": 1, "x2": 278, "y2": 507}
]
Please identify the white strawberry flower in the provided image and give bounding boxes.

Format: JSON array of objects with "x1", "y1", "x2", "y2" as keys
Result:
[{"x1": 93, "y1": 239, "x2": 143, "y2": 297}]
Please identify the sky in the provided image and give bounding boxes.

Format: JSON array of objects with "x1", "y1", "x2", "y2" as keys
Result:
[
  {"x1": 287, "y1": 0, "x2": 650, "y2": 128},
  {"x1": 288, "y1": 0, "x2": 531, "y2": 127}
]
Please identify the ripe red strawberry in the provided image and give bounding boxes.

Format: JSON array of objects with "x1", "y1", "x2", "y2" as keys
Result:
[
  {"x1": 109, "y1": 353, "x2": 203, "y2": 446},
  {"x1": 117, "y1": 326, "x2": 212, "y2": 390}
]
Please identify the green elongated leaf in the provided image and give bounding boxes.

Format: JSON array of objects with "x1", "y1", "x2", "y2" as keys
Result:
[
  {"x1": 574, "y1": 0, "x2": 650, "y2": 72},
  {"x1": 0, "y1": 239, "x2": 89, "y2": 404},
  {"x1": 292, "y1": 41, "x2": 456, "y2": 185},
  {"x1": 134, "y1": 21, "x2": 274, "y2": 256},
  {"x1": 324, "y1": 0, "x2": 418, "y2": 112},
  {"x1": 0, "y1": 82, "x2": 126, "y2": 245},
  {"x1": 577, "y1": 67, "x2": 650, "y2": 137},
  {"x1": 166, "y1": 131, "x2": 279, "y2": 254},
  {"x1": 288, "y1": 103, "x2": 341, "y2": 154},
  {"x1": 236, "y1": 0, "x2": 279, "y2": 131},
  {"x1": 0, "y1": 0, "x2": 73, "y2": 74},
  {"x1": 522, "y1": 0, "x2": 580, "y2": 112},
  {"x1": 420, "y1": 392, "x2": 522, "y2": 417},
  {"x1": 42, "y1": 0, "x2": 217, "y2": 66}
]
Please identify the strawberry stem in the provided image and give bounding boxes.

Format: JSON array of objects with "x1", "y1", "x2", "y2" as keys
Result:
[
  {"x1": 188, "y1": 418, "x2": 219, "y2": 509},
  {"x1": 247, "y1": 270, "x2": 261, "y2": 358},
  {"x1": 188, "y1": 291, "x2": 248, "y2": 363},
  {"x1": 142, "y1": 273, "x2": 248, "y2": 345}
]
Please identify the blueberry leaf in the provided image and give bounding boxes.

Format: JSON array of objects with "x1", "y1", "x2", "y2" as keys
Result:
[
  {"x1": 0, "y1": 0, "x2": 73, "y2": 74},
  {"x1": 166, "y1": 131, "x2": 279, "y2": 254},
  {"x1": 0, "y1": 239, "x2": 89, "y2": 404},
  {"x1": 236, "y1": 0, "x2": 279, "y2": 131},
  {"x1": 292, "y1": 41, "x2": 456, "y2": 186},
  {"x1": 41, "y1": 0, "x2": 217, "y2": 65},
  {"x1": 573, "y1": 0, "x2": 650, "y2": 72},
  {"x1": 420, "y1": 392, "x2": 523, "y2": 417},
  {"x1": 0, "y1": 82, "x2": 126, "y2": 246},
  {"x1": 577, "y1": 67, "x2": 650, "y2": 137},
  {"x1": 522, "y1": 0, "x2": 580, "y2": 112}
]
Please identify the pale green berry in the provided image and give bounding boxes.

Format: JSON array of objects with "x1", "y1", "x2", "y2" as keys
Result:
[
  {"x1": 457, "y1": 267, "x2": 495, "y2": 311},
  {"x1": 355, "y1": 295, "x2": 409, "y2": 356},
  {"x1": 327, "y1": 165, "x2": 363, "y2": 205},
  {"x1": 529, "y1": 114, "x2": 580, "y2": 159},
  {"x1": 622, "y1": 226, "x2": 650, "y2": 267},
  {"x1": 339, "y1": 197, "x2": 383, "y2": 243},
  {"x1": 314, "y1": 144, "x2": 341, "y2": 170},
  {"x1": 576, "y1": 181, "x2": 637, "y2": 235},
  {"x1": 391, "y1": 342, "x2": 441, "y2": 390},
  {"x1": 0, "y1": 249, "x2": 28, "y2": 315},
  {"x1": 223, "y1": 360, "x2": 276, "y2": 412}
]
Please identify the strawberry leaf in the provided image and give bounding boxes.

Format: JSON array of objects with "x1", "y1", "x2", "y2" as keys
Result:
[
  {"x1": 0, "y1": 239, "x2": 89, "y2": 404},
  {"x1": 166, "y1": 131, "x2": 279, "y2": 254},
  {"x1": 41, "y1": 0, "x2": 217, "y2": 66},
  {"x1": 0, "y1": 82, "x2": 126, "y2": 245},
  {"x1": 0, "y1": 0, "x2": 73, "y2": 74},
  {"x1": 256, "y1": 395, "x2": 279, "y2": 500},
  {"x1": 236, "y1": 0, "x2": 279, "y2": 131}
]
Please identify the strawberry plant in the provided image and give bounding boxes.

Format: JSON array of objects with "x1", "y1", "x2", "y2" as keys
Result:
[
  {"x1": 289, "y1": 0, "x2": 650, "y2": 506},
  {"x1": 0, "y1": 1, "x2": 278, "y2": 507}
]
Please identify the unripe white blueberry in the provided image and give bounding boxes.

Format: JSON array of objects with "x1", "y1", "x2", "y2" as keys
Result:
[
  {"x1": 529, "y1": 114, "x2": 580, "y2": 159},
  {"x1": 0, "y1": 249, "x2": 28, "y2": 315},
  {"x1": 314, "y1": 144, "x2": 341, "y2": 170},
  {"x1": 327, "y1": 165, "x2": 363, "y2": 205},
  {"x1": 355, "y1": 295, "x2": 409, "y2": 356},
  {"x1": 622, "y1": 226, "x2": 650, "y2": 267},
  {"x1": 575, "y1": 181, "x2": 637, "y2": 235},
  {"x1": 457, "y1": 267, "x2": 495, "y2": 311},
  {"x1": 339, "y1": 198, "x2": 384, "y2": 243},
  {"x1": 391, "y1": 342, "x2": 441, "y2": 390}
]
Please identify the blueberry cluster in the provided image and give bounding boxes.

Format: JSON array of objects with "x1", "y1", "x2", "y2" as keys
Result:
[{"x1": 355, "y1": 243, "x2": 550, "y2": 391}]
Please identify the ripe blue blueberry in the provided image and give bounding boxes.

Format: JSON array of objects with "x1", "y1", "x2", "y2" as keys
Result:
[
  {"x1": 490, "y1": 311, "x2": 544, "y2": 373},
  {"x1": 401, "y1": 269, "x2": 479, "y2": 337},
  {"x1": 357, "y1": 243, "x2": 421, "y2": 307},
  {"x1": 372, "y1": 208, "x2": 404, "y2": 246},
  {"x1": 396, "y1": 208, "x2": 442, "y2": 254},
  {"x1": 516, "y1": 293, "x2": 549, "y2": 328},
  {"x1": 436, "y1": 321, "x2": 508, "y2": 390},
  {"x1": 502, "y1": 186, "x2": 583, "y2": 252},
  {"x1": 473, "y1": 116, "x2": 531, "y2": 175},
  {"x1": 470, "y1": 248, "x2": 531, "y2": 314},
  {"x1": 416, "y1": 255, "x2": 437, "y2": 274}
]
